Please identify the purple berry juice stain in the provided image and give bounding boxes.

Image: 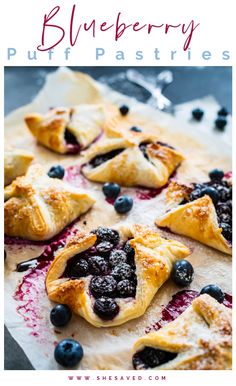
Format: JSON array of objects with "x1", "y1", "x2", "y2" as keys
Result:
[
  {"x1": 145, "y1": 290, "x2": 232, "y2": 334},
  {"x1": 12, "y1": 226, "x2": 76, "y2": 339}
]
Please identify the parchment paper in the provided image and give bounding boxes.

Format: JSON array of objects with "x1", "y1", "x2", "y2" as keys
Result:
[{"x1": 4, "y1": 67, "x2": 232, "y2": 370}]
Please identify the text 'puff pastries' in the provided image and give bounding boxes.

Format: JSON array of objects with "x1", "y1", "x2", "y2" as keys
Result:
[
  {"x1": 4, "y1": 164, "x2": 95, "y2": 241},
  {"x1": 4, "y1": 147, "x2": 34, "y2": 186},
  {"x1": 156, "y1": 177, "x2": 232, "y2": 255},
  {"x1": 25, "y1": 104, "x2": 104, "y2": 154},
  {"x1": 46, "y1": 224, "x2": 190, "y2": 327},
  {"x1": 82, "y1": 135, "x2": 184, "y2": 188},
  {"x1": 132, "y1": 294, "x2": 232, "y2": 370}
]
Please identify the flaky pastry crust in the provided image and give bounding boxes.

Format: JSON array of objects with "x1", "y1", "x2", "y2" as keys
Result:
[
  {"x1": 82, "y1": 136, "x2": 184, "y2": 188},
  {"x1": 133, "y1": 294, "x2": 232, "y2": 370},
  {"x1": 156, "y1": 182, "x2": 231, "y2": 254},
  {"x1": 4, "y1": 164, "x2": 95, "y2": 241},
  {"x1": 46, "y1": 224, "x2": 190, "y2": 327},
  {"x1": 4, "y1": 147, "x2": 34, "y2": 186},
  {"x1": 25, "y1": 104, "x2": 104, "y2": 154}
]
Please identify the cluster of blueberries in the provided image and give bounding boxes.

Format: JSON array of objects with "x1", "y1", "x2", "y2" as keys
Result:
[
  {"x1": 46, "y1": 104, "x2": 231, "y2": 368},
  {"x1": 50, "y1": 226, "x2": 225, "y2": 368},
  {"x1": 132, "y1": 284, "x2": 225, "y2": 370},
  {"x1": 133, "y1": 346, "x2": 178, "y2": 370},
  {"x1": 51, "y1": 227, "x2": 135, "y2": 368},
  {"x1": 64, "y1": 227, "x2": 137, "y2": 320},
  {"x1": 182, "y1": 168, "x2": 232, "y2": 242},
  {"x1": 192, "y1": 106, "x2": 229, "y2": 131}
]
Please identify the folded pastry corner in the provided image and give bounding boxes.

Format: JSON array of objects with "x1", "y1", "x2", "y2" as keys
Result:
[
  {"x1": 132, "y1": 294, "x2": 232, "y2": 370},
  {"x1": 25, "y1": 104, "x2": 105, "y2": 154},
  {"x1": 82, "y1": 136, "x2": 184, "y2": 188},
  {"x1": 103, "y1": 103, "x2": 163, "y2": 141},
  {"x1": 103, "y1": 103, "x2": 144, "y2": 139},
  {"x1": 4, "y1": 147, "x2": 34, "y2": 186},
  {"x1": 156, "y1": 180, "x2": 232, "y2": 255},
  {"x1": 46, "y1": 224, "x2": 190, "y2": 327},
  {"x1": 4, "y1": 164, "x2": 95, "y2": 241}
]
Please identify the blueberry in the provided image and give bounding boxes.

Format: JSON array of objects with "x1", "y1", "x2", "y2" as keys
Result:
[
  {"x1": 90, "y1": 149, "x2": 124, "y2": 168},
  {"x1": 69, "y1": 259, "x2": 89, "y2": 278},
  {"x1": 189, "y1": 189, "x2": 202, "y2": 201},
  {"x1": 123, "y1": 241, "x2": 135, "y2": 266},
  {"x1": 112, "y1": 263, "x2": 134, "y2": 281},
  {"x1": 220, "y1": 223, "x2": 232, "y2": 242},
  {"x1": 54, "y1": 339, "x2": 83, "y2": 368},
  {"x1": 64, "y1": 129, "x2": 79, "y2": 145},
  {"x1": 216, "y1": 186, "x2": 230, "y2": 201},
  {"x1": 132, "y1": 347, "x2": 177, "y2": 370},
  {"x1": 215, "y1": 117, "x2": 227, "y2": 131},
  {"x1": 200, "y1": 284, "x2": 224, "y2": 303},
  {"x1": 193, "y1": 183, "x2": 204, "y2": 190},
  {"x1": 139, "y1": 143, "x2": 149, "y2": 160},
  {"x1": 109, "y1": 250, "x2": 127, "y2": 266},
  {"x1": 171, "y1": 260, "x2": 194, "y2": 287},
  {"x1": 119, "y1": 105, "x2": 129, "y2": 116},
  {"x1": 130, "y1": 126, "x2": 142, "y2": 133},
  {"x1": 50, "y1": 304, "x2": 72, "y2": 327},
  {"x1": 90, "y1": 154, "x2": 107, "y2": 168},
  {"x1": 216, "y1": 202, "x2": 231, "y2": 216},
  {"x1": 192, "y1": 108, "x2": 204, "y2": 121},
  {"x1": 218, "y1": 107, "x2": 228, "y2": 117},
  {"x1": 227, "y1": 186, "x2": 232, "y2": 200},
  {"x1": 96, "y1": 241, "x2": 113, "y2": 254},
  {"x1": 102, "y1": 182, "x2": 120, "y2": 199},
  {"x1": 209, "y1": 169, "x2": 224, "y2": 181},
  {"x1": 93, "y1": 297, "x2": 119, "y2": 320},
  {"x1": 90, "y1": 275, "x2": 117, "y2": 298},
  {"x1": 180, "y1": 199, "x2": 188, "y2": 205},
  {"x1": 219, "y1": 213, "x2": 232, "y2": 225},
  {"x1": 88, "y1": 256, "x2": 109, "y2": 276},
  {"x1": 114, "y1": 196, "x2": 133, "y2": 214},
  {"x1": 92, "y1": 227, "x2": 120, "y2": 246},
  {"x1": 48, "y1": 165, "x2": 65, "y2": 179},
  {"x1": 123, "y1": 241, "x2": 135, "y2": 259},
  {"x1": 117, "y1": 279, "x2": 136, "y2": 297},
  {"x1": 199, "y1": 186, "x2": 220, "y2": 204}
]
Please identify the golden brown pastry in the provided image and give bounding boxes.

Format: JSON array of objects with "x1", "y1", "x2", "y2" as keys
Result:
[
  {"x1": 4, "y1": 164, "x2": 95, "y2": 241},
  {"x1": 103, "y1": 104, "x2": 149, "y2": 139},
  {"x1": 132, "y1": 294, "x2": 232, "y2": 370},
  {"x1": 46, "y1": 224, "x2": 190, "y2": 327},
  {"x1": 4, "y1": 147, "x2": 34, "y2": 186},
  {"x1": 82, "y1": 136, "x2": 184, "y2": 188},
  {"x1": 156, "y1": 180, "x2": 232, "y2": 255},
  {"x1": 25, "y1": 104, "x2": 104, "y2": 154}
]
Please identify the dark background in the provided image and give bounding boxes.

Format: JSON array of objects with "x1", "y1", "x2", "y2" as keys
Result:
[
  {"x1": 4, "y1": 66, "x2": 232, "y2": 370},
  {"x1": 5, "y1": 67, "x2": 232, "y2": 115}
]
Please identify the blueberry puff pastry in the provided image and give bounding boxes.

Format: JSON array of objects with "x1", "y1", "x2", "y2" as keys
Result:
[
  {"x1": 4, "y1": 164, "x2": 95, "y2": 241},
  {"x1": 46, "y1": 224, "x2": 190, "y2": 327},
  {"x1": 4, "y1": 147, "x2": 34, "y2": 186},
  {"x1": 25, "y1": 104, "x2": 104, "y2": 154},
  {"x1": 156, "y1": 180, "x2": 232, "y2": 255},
  {"x1": 82, "y1": 136, "x2": 184, "y2": 188},
  {"x1": 132, "y1": 294, "x2": 232, "y2": 370}
]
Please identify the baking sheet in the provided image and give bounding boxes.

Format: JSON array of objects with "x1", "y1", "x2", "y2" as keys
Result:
[{"x1": 4, "y1": 67, "x2": 232, "y2": 370}]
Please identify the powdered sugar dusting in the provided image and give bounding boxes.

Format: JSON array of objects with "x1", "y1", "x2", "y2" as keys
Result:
[{"x1": 145, "y1": 290, "x2": 232, "y2": 334}]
